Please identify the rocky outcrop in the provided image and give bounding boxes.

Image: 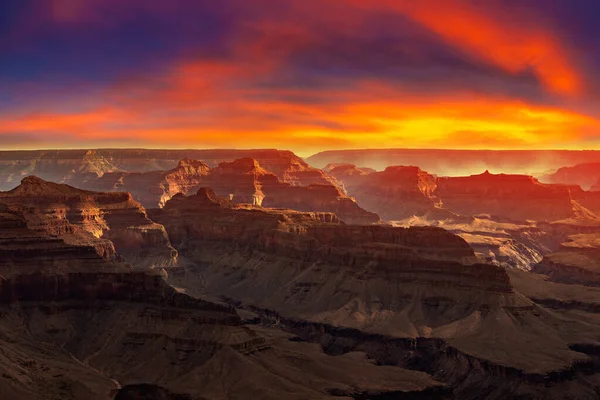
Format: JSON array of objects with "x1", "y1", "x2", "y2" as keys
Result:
[
  {"x1": 532, "y1": 232, "x2": 600, "y2": 286},
  {"x1": 195, "y1": 158, "x2": 380, "y2": 225},
  {"x1": 89, "y1": 158, "x2": 210, "y2": 208},
  {"x1": 333, "y1": 166, "x2": 592, "y2": 223},
  {"x1": 0, "y1": 206, "x2": 446, "y2": 399},
  {"x1": 539, "y1": 162, "x2": 600, "y2": 190},
  {"x1": 151, "y1": 187, "x2": 478, "y2": 267},
  {"x1": 324, "y1": 163, "x2": 375, "y2": 189},
  {"x1": 435, "y1": 171, "x2": 584, "y2": 222},
  {"x1": 151, "y1": 185, "x2": 600, "y2": 398},
  {"x1": 333, "y1": 165, "x2": 442, "y2": 220},
  {"x1": 152, "y1": 189, "x2": 525, "y2": 344},
  {"x1": 60, "y1": 156, "x2": 378, "y2": 224},
  {"x1": 0, "y1": 176, "x2": 176, "y2": 268}
]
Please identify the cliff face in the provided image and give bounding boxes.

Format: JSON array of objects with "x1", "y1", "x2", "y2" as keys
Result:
[
  {"x1": 173, "y1": 158, "x2": 380, "y2": 225},
  {"x1": 0, "y1": 176, "x2": 176, "y2": 268},
  {"x1": 151, "y1": 187, "x2": 476, "y2": 266},
  {"x1": 532, "y1": 232, "x2": 600, "y2": 286},
  {"x1": 435, "y1": 171, "x2": 583, "y2": 222},
  {"x1": 0, "y1": 200, "x2": 446, "y2": 400},
  {"x1": 152, "y1": 189, "x2": 525, "y2": 342},
  {"x1": 335, "y1": 166, "x2": 442, "y2": 220},
  {"x1": 51, "y1": 156, "x2": 376, "y2": 225},
  {"x1": 90, "y1": 158, "x2": 211, "y2": 208},
  {"x1": 150, "y1": 187, "x2": 600, "y2": 400},
  {"x1": 333, "y1": 166, "x2": 589, "y2": 223}
]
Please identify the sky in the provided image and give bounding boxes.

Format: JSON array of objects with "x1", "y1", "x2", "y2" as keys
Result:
[{"x1": 2, "y1": 0, "x2": 600, "y2": 156}]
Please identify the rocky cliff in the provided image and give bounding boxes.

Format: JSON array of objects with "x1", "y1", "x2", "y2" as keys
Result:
[
  {"x1": 435, "y1": 171, "x2": 584, "y2": 222},
  {"x1": 334, "y1": 165, "x2": 442, "y2": 220},
  {"x1": 0, "y1": 176, "x2": 176, "y2": 268},
  {"x1": 146, "y1": 186, "x2": 600, "y2": 399},
  {"x1": 89, "y1": 158, "x2": 211, "y2": 208},
  {"x1": 188, "y1": 158, "x2": 380, "y2": 225},
  {"x1": 151, "y1": 189, "x2": 531, "y2": 343},
  {"x1": 333, "y1": 165, "x2": 593, "y2": 223},
  {"x1": 0, "y1": 202, "x2": 446, "y2": 400}
]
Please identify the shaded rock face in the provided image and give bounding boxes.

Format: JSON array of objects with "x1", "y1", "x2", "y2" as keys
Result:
[
  {"x1": 532, "y1": 231, "x2": 600, "y2": 287},
  {"x1": 152, "y1": 189, "x2": 522, "y2": 339},
  {"x1": 0, "y1": 201, "x2": 448, "y2": 400},
  {"x1": 0, "y1": 177, "x2": 176, "y2": 268},
  {"x1": 150, "y1": 188, "x2": 600, "y2": 399},
  {"x1": 209, "y1": 158, "x2": 379, "y2": 225},
  {"x1": 152, "y1": 187, "x2": 478, "y2": 267}
]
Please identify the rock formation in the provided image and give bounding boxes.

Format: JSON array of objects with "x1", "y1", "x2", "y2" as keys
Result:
[
  {"x1": 0, "y1": 176, "x2": 176, "y2": 268},
  {"x1": 166, "y1": 158, "x2": 380, "y2": 225},
  {"x1": 89, "y1": 158, "x2": 211, "y2": 208},
  {"x1": 0, "y1": 149, "x2": 337, "y2": 191},
  {"x1": 145, "y1": 186, "x2": 600, "y2": 398},
  {"x1": 152, "y1": 189, "x2": 528, "y2": 337},
  {"x1": 0, "y1": 195, "x2": 447, "y2": 400},
  {"x1": 539, "y1": 162, "x2": 600, "y2": 190},
  {"x1": 334, "y1": 165, "x2": 442, "y2": 220}
]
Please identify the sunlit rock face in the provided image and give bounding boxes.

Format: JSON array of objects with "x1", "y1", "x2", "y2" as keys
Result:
[
  {"x1": 0, "y1": 176, "x2": 177, "y2": 268},
  {"x1": 0, "y1": 149, "x2": 337, "y2": 191}
]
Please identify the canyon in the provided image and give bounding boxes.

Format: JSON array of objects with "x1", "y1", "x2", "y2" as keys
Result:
[
  {"x1": 3, "y1": 149, "x2": 600, "y2": 399},
  {"x1": 149, "y1": 186, "x2": 600, "y2": 399},
  {"x1": 0, "y1": 183, "x2": 448, "y2": 400}
]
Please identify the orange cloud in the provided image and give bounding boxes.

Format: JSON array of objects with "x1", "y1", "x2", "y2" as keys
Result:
[
  {"x1": 343, "y1": 0, "x2": 582, "y2": 96},
  {"x1": 2, "y1": 73, "x2": 598, "y2": 155}
]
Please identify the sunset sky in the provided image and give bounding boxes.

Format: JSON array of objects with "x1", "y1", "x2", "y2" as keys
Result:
[{"x1": 2, "y1": 0, "x2": 600, "y2": 155}]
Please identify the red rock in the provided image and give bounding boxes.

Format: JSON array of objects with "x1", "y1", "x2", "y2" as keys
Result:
[
  {"x1": 0, "y1": 176, "x2": 177, "y2": 267},
  {"x1": 539, "y1": 163, "x2": 600, "y2": 190},
  {"x1": 435, "y1": 171, "x2": 583, "y2": 222}
]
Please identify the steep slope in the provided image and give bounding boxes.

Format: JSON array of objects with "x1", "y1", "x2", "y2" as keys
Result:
[
  {"x1": 0, "y1": 176, "x2": 176, "y2": 268},
  {"x1": 148, "y1": 189, "x2": 600, "y2": 398},
  {"x1": 0, "y1": 205, "x2": 446, "y2": 400}
]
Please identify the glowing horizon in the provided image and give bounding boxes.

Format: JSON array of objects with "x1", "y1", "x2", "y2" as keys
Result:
[{"x1": 2, "y1": 0, "x2": 600, "y2": 153}]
